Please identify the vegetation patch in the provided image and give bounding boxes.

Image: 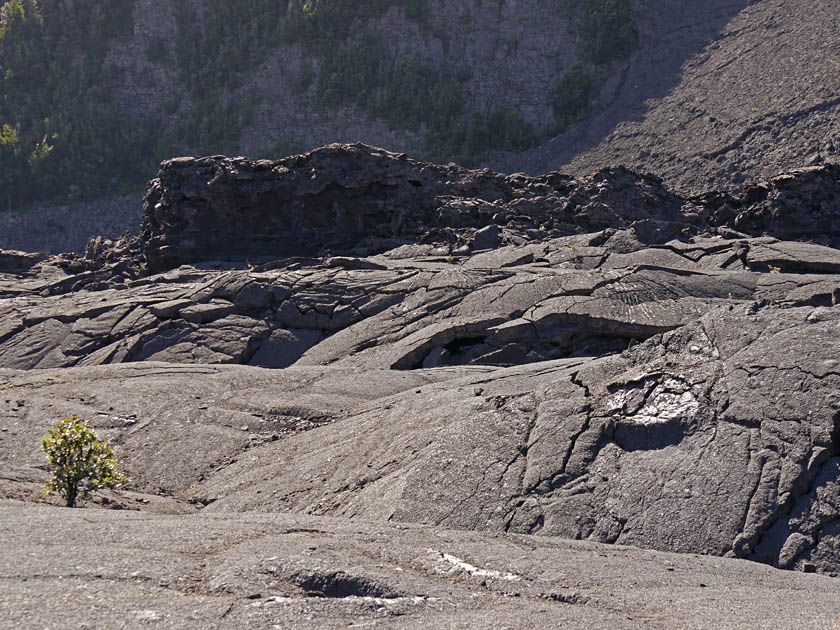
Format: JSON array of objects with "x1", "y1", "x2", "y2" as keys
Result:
[
  {"x1": 0, "y1": 0, "x2": 631, "y2": 208},
  {"x1": 550, "y1": 0, "x2": 638, "y2": 133},
  {"x1": 172, "y1": 1, "x2": 286, "y2": 157},
  {"x1": 550, "y1": 63, "x2": 599, "y2": 134},
  {"x1": 0, "y1": 0, "x2": 150, "y2": 208},
  {"x1": 288, "y1": 3, "x2": 535, "y2": 167},
  {"x1": 572, "y1": 0, "x2": 637, "y2": 65}
]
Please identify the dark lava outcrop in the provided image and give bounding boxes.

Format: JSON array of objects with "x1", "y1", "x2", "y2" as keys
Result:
[
  {"x1": 2, "y1": 144, "x2": 840, "y2": 627},
  {"x1": 141, "y1": 143, "x2": 697, "y2": 272},
  {"x1": 142, "y1": 144, "x2": 840, "y2": 273}
]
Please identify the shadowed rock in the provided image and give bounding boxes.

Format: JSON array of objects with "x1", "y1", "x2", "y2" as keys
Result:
[{"x1": 141, "y1": 144, "x2": 840, "y2": 272}]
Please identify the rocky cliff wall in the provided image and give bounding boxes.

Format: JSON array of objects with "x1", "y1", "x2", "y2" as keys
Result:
[
  {"x1": 113, "y1": 0, "x2": 762, "y2": 170},
  {"x1": 110, "y1": 0, "x2": 578, "y2": 159},
  {"x1": 140, "y1": 143, "x2": 840, "y2": 271}
]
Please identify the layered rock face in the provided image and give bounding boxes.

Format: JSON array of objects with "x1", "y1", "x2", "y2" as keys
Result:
[
  {"x1": 142, "y1": 143, "x2": 840, "y2": 270},
  {"x1": 2, "y1": 145, "x2": 840, "y2": 581},
  {"x1": 140, "y1": 144, "x2": 696, "y2": 272}
]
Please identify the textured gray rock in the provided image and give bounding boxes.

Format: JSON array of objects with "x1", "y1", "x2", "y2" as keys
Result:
[
  {"x1": 140, "y1": 143, "x2": 708, "y2": 271},
  {"x1": 3, "y1": 225, "x2": 839, "y2": 374},
  {"x1": 2, "y1": 145, "x2": 840, "y2": 629},
  {"x1": 0, "y1": 250, "x2": 46, "y2": 273},
  {"x1": 173, "y1": 304, "x2": 837, "y2": 573},
  {"x1": 2, "y1": 254, "x2": 839, "y2": 575},
  {"x1": 4, "y1": 501, "x2": 840, "y2": 629}
]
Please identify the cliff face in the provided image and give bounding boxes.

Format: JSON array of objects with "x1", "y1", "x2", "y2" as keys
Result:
[
  {"x1": 109, "y1": 0, "x2": 578, "y2": 159},
  {"x1": 87, "y1": 0, "x2": 840, "y2": 191},
  {"x1": 2, "y1": 0, "x2": 838, "y2": 255},
  {"x1": 3, "y1": 0, "x2": 629, "y2": 211},
  {"x1": 114, "y1": 0, "x2": 781, "y2": 174}
]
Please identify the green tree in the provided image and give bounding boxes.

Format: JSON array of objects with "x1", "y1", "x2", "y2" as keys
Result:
[{"x1": 41, "y1": 415, "x2": 129, "y2": 508}]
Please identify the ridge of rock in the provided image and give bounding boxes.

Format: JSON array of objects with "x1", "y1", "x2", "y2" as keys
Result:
[
  {"x1": 141, "y1": 144, "x2": 840, "y2": 272},
  {"x1": 141, "y1": 143, "x2": 693, "y2": 272}
]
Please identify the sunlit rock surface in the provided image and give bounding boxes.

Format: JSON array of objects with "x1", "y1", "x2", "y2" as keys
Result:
[{"x1": 1, "y1": 145, "x2": 839, "y2": 628}]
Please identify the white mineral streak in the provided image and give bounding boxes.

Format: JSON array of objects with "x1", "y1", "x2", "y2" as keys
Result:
[
  {"x1": 260, "y1": 595, "x2": 432, "y2": 606},
  {"x1": 609, "y1": 378, "x2": 699, "y2": 425},
  {"x1": 634, "y1": 389, "x2": 699, "y2": 426},
  {"x1": 430, "y1": 550, "x2": 522, "y2": 582}
]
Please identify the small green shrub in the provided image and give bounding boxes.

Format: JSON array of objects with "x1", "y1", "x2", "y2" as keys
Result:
[{"x1": 41, "y1": 415, "x2": 129, "y2": 508}]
